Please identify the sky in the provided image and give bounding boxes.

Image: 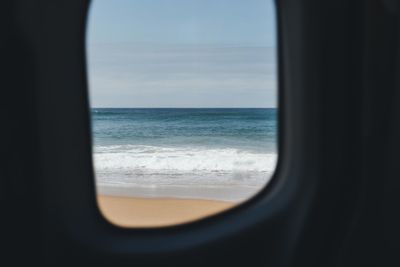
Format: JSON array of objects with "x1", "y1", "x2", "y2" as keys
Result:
[{"x1": 87, "y1": 0, "x2": 277, "y2": 108}]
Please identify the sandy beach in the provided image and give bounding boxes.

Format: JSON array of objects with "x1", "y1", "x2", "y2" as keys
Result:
[{"x1": 97, "y1": 195, "x2": 236, "y2": 228}]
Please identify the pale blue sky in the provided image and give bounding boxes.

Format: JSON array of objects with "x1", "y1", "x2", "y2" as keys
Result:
[{"x1": 87, "y1": 0, "x2": 277, "y2": 107}]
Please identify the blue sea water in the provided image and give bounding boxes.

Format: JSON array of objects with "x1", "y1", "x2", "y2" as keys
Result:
[{"x1": 91, "y1": 108, "x2": 277, "y2": 201}]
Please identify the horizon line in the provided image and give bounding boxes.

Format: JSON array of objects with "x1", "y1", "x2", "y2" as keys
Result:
[{"x1": 91, "y1": 107, "x2": 277, "y2": 109}]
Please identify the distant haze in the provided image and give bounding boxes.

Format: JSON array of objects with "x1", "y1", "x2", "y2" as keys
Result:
[{"x1": 87, "y1": 0, "x2": 277, "y2": 108}]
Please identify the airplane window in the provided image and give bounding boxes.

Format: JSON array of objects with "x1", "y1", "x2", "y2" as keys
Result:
[{"x1": 87, "y1": 0, "x2": 277, "y2": 227}]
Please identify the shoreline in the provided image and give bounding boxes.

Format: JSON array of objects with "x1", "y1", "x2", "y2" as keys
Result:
[
  {"x1": 96, "y1": 183, "x2": 267, "y2": 203},
  {"x1": 97, "y1": 195, "x2": 237, "y2": 228}
]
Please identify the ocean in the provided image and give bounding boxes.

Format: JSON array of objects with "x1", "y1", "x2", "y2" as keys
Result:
[{"x1": 91, "y1": 108, "x2": 277, "y2": 202}]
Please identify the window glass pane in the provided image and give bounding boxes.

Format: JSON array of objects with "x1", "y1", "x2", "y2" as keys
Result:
[{"x1": 87, "y1": 0, "x2": 277, "y2": 227}]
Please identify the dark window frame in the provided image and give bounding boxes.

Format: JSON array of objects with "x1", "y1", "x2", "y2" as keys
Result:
[{"x1": 9, "y1": 0, "x2": 372, "y2": 265}]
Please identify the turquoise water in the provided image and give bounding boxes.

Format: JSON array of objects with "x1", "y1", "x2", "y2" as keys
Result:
[{"x1": 91, "y1": 108, "x2": 277, "y2": 201}]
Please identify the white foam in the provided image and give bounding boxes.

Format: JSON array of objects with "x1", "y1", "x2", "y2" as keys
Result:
[
  {"x1": 93, "y1": 145, "x2": 277, "y2": 201},
  {"x1": 94, "y1": 145, "x2": 276, "y2": 172}
]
